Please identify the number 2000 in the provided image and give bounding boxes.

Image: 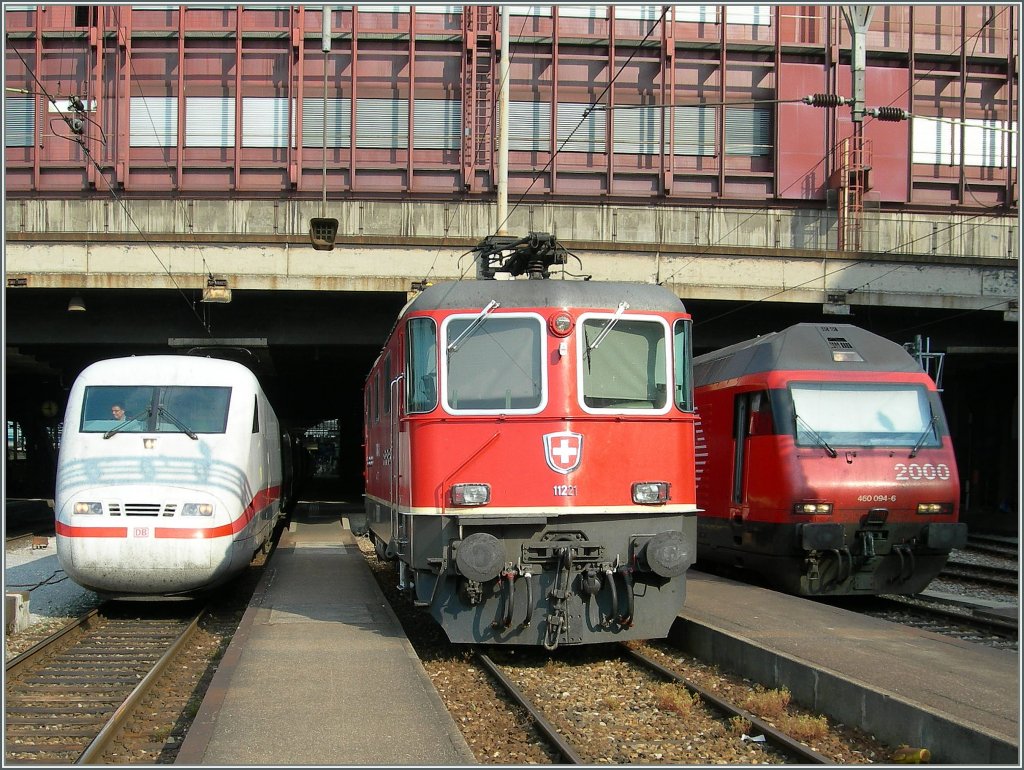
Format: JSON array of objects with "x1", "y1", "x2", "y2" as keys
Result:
[{"x1": 894, "y1": 463, "x2": 951, "y2": 481}]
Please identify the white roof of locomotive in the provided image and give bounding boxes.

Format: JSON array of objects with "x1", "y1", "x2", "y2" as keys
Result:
[{"x1": 73, "y1": 355, "x2": 260, "y2": 388}]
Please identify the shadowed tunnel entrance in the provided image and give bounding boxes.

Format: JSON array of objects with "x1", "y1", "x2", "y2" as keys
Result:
[{"x1": 4, "y1": 288, "x2": 1018, "y2": 531}]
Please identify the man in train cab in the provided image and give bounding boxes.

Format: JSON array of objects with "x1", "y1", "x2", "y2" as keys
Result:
[{"x1": 111, "y1": 404, "x2": 126, "y2": 421}]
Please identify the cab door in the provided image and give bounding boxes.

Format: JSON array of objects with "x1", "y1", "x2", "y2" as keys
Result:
[
  {"x1": 730, "y1": 394, "x2": 751, "y2": 540},
  {"x1": 730, "y1": 390, "x2": 773, "y2": 543}
]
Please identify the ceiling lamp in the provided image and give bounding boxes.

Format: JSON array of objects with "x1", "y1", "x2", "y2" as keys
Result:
[
  {"x1": 67, "y1": 295, "x2": 86, "y2": 312},
  {"x1": 202, "y1": 277, "x2": 232, "y2": 304}
]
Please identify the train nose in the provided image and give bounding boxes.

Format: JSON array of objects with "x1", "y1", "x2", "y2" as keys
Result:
[{"x1": 637, "y1": 530, "x2": 694, "y2": 577}]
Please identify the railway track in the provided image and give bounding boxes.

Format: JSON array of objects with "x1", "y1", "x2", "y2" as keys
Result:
[
  {"x1": 356, "y1": 534, "x2": 914, "y2": 764},
  {"x1": 4, "y1": 603, "x2": 206, "y2": 764},
  {"x1": 475, "y1": 644, "x2": 833, "y2": 764},
  {"x1": 875, "y1": 594, "x2": 1017, "y2": 640},
  {"x1": 964, "y1": 534, "x2": 1018, "y2": 560},
  {"x1": 941, "y1": 559, "x2": 1018, "y2": 589}
]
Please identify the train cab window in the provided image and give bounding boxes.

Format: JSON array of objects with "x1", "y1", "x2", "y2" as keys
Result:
[
  {"x1": 788, "y1": 382, "x2": 940, "y2": 448},
  {"x1": 579, "y1": 316, "x2": 671, "y2": 412},
  {"x1": 156, "y1": 386, "x2": 231, "y2": 434},
  {"x1": 442, "y1": 313, "x2": 544, "y2": 413},
  {"x1": 406, "y1": 317, "x2": 438, "y2": 414},
  {"x1": 80, "y1": 385, "x2": 231, "y2": 434},
  {"x1": 673, "y1": 319, "x2": 694, "y2": 412},
  {"x1": 80, "y1": 386, "x2": 152, "y2": 432}
]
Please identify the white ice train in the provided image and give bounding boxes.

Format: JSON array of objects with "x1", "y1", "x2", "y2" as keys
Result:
[{"x1": 55, "y1": 355, "x2": 289, "y2": 598}]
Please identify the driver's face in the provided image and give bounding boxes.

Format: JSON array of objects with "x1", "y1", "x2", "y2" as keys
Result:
[{"x1": 112, "y1": 406, "x2": 125, "y2": 419}]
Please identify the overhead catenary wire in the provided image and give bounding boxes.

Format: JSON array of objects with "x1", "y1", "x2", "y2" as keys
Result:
[
  {"x1": 492, "y1": 5, "x2": 671, "y2": 241},
  {"x1": 7, "y1": 40, "x2": 211, "y2": 334},
  {"x1": 424, "y1": 6, "x2": 537, "y2": 286},
  {"x1": 690, "y1": 209, "x2": 1013, "y2": 329},
  {"x1": 656, "y1": 5, "x2": 1016, "y2": 319}
]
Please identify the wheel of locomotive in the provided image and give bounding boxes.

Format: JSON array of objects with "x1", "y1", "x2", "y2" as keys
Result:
[{"x1": 373, "y1": 533, "x2": 388, "y2": 561}]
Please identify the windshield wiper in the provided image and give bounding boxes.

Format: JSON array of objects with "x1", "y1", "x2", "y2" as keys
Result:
[
  {"x1": 103, "y1": 407, "x2": 151, "y2": 439},
  {"x1": 795, "y1": 413, "x2": 837, "y2": 458},
  {"x1": 586, "y1": 301, "x2": 629, "y2": 354},
  {"x1": 447, "y1": 300, "x2": 500, "y2": 353},
  {"x1": 157, "y1": 405, "x2": 198, "y2": 440},
  {"x1": 909, "y1": 415, "x2": 938, "y2": 458}
]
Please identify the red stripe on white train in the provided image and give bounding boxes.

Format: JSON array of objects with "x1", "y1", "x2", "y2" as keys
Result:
[{"x1": 56, "y1": 485, "x2": 281, "y2": 539}]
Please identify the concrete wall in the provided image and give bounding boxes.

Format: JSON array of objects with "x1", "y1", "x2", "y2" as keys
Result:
[
  {"x1": 5, "y1": 199, "x2": 1019, "y2": 315},
  {"x1": 5, "y1": 198, "x2": 1018, "y2": 261}
]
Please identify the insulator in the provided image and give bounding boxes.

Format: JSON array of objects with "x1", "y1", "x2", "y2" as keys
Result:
[
  {"x1": 871, "y1": 106, "x2": 908, "y2": 122},
  {"x1": 803, "y1": 93, "x2": 846, "y2": 108},
  {"x1": 69, "y1": 95, "x2": 85, "y2": 113}
]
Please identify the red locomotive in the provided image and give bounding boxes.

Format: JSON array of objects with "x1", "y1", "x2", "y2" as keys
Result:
[
  {"x1": 363, "y1": 234, "x2": 698, "y2": 647},
  {"x1": 693, "y1": 322, "x2": 966, "y2": 596}
]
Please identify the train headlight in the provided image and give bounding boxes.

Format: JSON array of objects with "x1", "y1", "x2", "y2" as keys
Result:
[
  {"x1": 632, "y1": 482, "x2": 670, "y2": 505},
  {"x1": 917, "y1": 502, "x2": 954, "y2": 515},
  {"x1": 548, "y1": 312, "x2": 573, "y2": 337},
  {"x1": 794, "y1": 502, "x2": 833, "y2": 515},
  {"x1": 182, "y1": 503, "x2": 215, "y2": 517},
  {"x1": 450, "y1": 483, "x2": 490, "y2": 507},
  {"x1": 73, "y1": 501, "x2": 102, "y2": 515}
]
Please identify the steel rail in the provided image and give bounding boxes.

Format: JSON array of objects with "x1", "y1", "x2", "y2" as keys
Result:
[
  {"x1": 475, "y1": 652, "x2": 583, "y2": 765},
  {"x1": 877, "y1": 595, "x2": 1018, "y2": 638},
  {"x1": 5, "y1": 608, "x2": 102, "y2": 678},
  {"x1": 620, "y1": 645, "x2": 833, "y2": 765},
  {"x1": 963, "y1": 541, "x2": 1019, "y2": 559},
  {"x1": 941, "y1": 562, "x2": 1018, "y2": 588},
  {"x1": 77, "y1": 607, "x2": 207, "y2": 764}
]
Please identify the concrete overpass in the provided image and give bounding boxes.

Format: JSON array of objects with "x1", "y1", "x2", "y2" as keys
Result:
[{"x1": 5, "y1": 198, "x2": 1018, "y2": 315}]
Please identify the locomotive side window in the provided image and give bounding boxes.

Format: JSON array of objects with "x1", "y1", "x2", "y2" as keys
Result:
[
  {"x1": 372, "y1": 373, "x2": 380, "y2": 424},
  {"x1": 579, "y1": 316, "x2": 671, "y2": 412},
  {"x1": 673, "y1": 319, "x2": 694, "y2": 412},
  {"x1": 748, "y1": 391, "x2": 774, "y2": 435},
  {"x1": 383, "y1": 354, "x2": 392, "y2": 415},
  {"x1": 442, "y1": 313, "x2": 545, "y2": 413},
  {"x1": 788, "y1": 382, "x2": 940, "y2": 448},
  {"x1": 406, "y1": 317, "x2": 438, "y2": 414}
]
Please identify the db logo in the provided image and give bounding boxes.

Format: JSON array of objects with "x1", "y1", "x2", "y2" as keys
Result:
[
  {"x1": 133, "y1": 527, "x2": 149, "y2": 538},
  {"x1": 543, "y1": 431, "x2": 583, "y2": 474}
]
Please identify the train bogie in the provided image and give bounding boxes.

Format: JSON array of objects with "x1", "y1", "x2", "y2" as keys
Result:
[
  {"x1": 364, "y1": 234, "x2": 699, "y2": 647},
  {"x1": 693, "y1": 323, "x2": 966, "y2": 597},
  {"x1": 55, "y1": 355, "x2": 288, "y2": 599}
]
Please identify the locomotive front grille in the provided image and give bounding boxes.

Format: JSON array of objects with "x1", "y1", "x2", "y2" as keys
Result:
[
  {"x1": 123, "y1": 503, "x2": 161, "y2": 516},
  {"x1": 105, "y1": 502, "x2": 178, "y2": 516}
]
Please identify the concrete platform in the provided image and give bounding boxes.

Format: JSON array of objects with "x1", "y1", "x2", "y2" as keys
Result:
[
  {"x1": 672, "y1": 571, "x2": 1020, "y2": 765},
  {"x1": 175, "y1": 503, "x2": 475, "y2": 766}
]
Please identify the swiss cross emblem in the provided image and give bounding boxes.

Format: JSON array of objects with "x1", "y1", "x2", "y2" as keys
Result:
[{"x1": 543, "y1": 431, "x2": 583, "y2": 474}]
